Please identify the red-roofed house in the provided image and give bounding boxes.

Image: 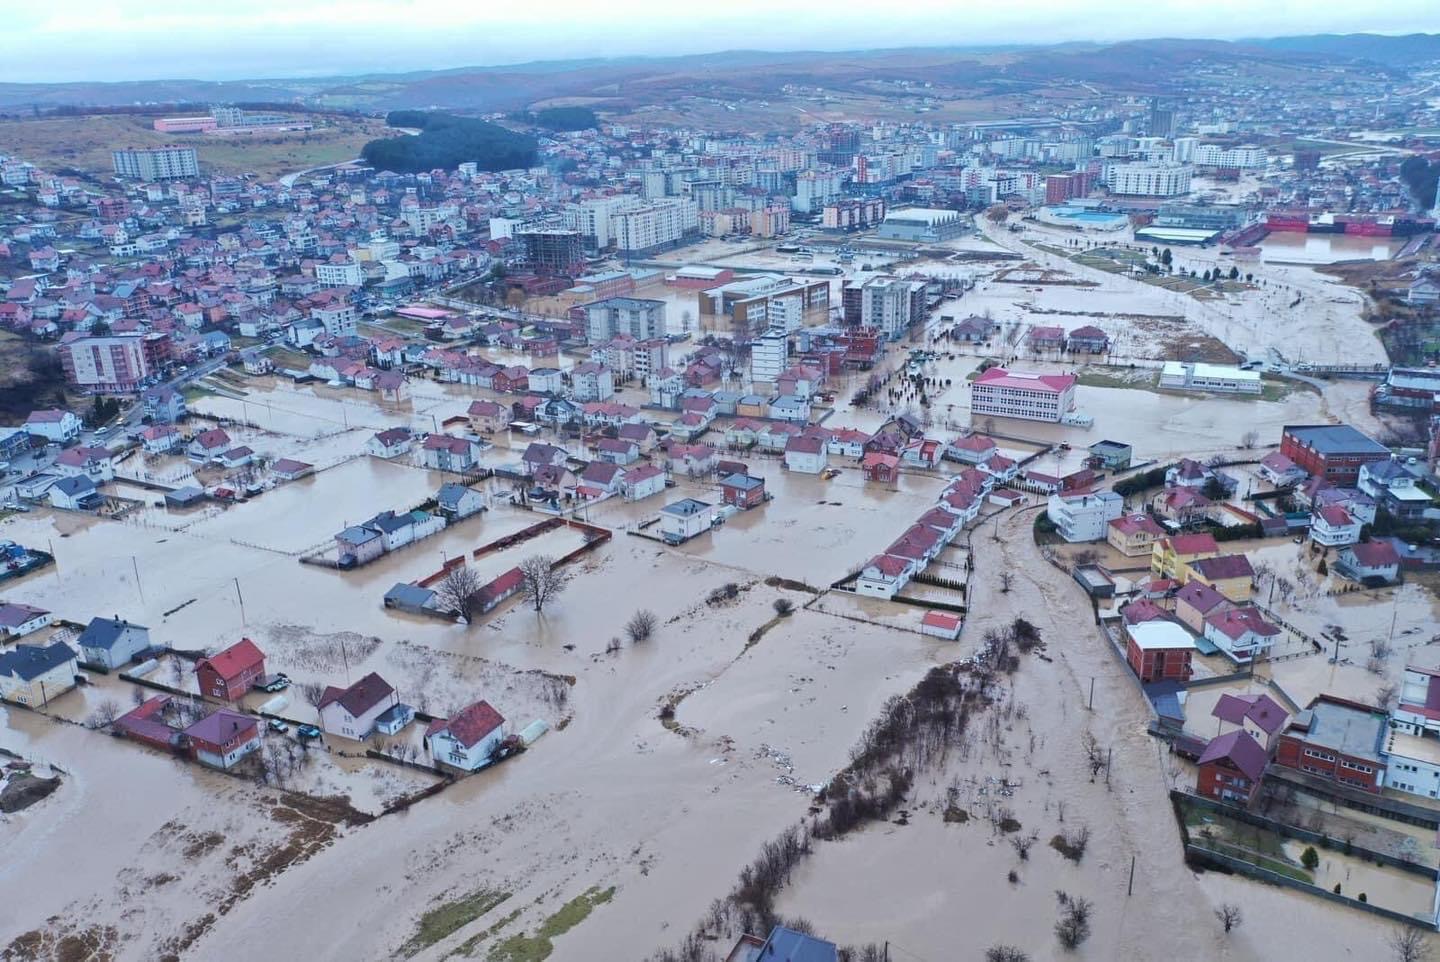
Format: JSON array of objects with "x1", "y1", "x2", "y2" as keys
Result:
[
  {"x1": 783, "y1": 434, "x2": 827, "y2": 474},
  {"x1": 1196, "y1": 730, "x2": 1269, "y2": 805},
  {"x1": 856, "y1": 554, "x2": 914, "y2": 599},
  {"x1": 947, "y1": 433, "x2": 998, "y2": 464},
  {"x1": 1175, "y1": 579, "x2": 1234, "y2": 633},
  {"x1": 184, "y1": 709, "x2": 261, "y2": 770},
  {"x1": 1338, "y1": 541, "x2": 1401, "y2": 585},
  {"x1": 1152, "y1": 533, "x2": 1220, "y2": 579},
  {"x1": 862, "y1": 451, "x2": 900, "y2": 483},
  {"x1": 195, "y1": 638, "x2": 266, "y2": 701},
  {"x1": 426, "y1": 700, "x2": 506, "y2": 771},
  {"x1": 920, "y1": 610, "x2": 962, "y2": 640},
  {"x1": 1107, "y1": 514, "x2": 1165, "y2": 557},
  {"x1": 1311, "y1": 504, "x2": 1362, "y2": 547},
  {"x1": 318, "y1": 672, "x2": 398, "y2": 739},
  {"x1": 1203, "y1": 607, "x2": 1280, "y2": 663},
  {"x1": 1212, "y1": 693, "x2": 1289, "y2": 750}
]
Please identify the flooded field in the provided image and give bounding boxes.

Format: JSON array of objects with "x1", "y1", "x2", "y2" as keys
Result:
[{"x1": 1259, "y1": 232, "x2": 1407, "y2": 264}]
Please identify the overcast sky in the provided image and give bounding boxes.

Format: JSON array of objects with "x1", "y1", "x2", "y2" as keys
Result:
[{"x1": 3, "y1": 2, "x2": 1438, "y2": 83}]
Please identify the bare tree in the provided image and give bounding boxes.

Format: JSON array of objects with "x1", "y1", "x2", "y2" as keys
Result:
[
  {"x1": 86, "y1": 697, "x2": 122, "y2": 730},
  {"x1": 999, "y1": 571, "x2": 1014, "y2": 594},
  {"x1": 1375, "y1": 682, "x2": 1401, "y2": 712},
  {"x1": 299, "y1": 681, "x2": 328, "y2": 721},
  {"x1": 1054, "y1": 891, "x2": 1093, "y2": 950},
  {"x1": 1388, "y1": 927, "x2": 1432, "y2": 962},
  {"x1": 437, "y1": 564, "x2": 485, "y2": 623},
  {"x1": 1239, "y1": 430, "x2": 1259, "y2": 449},
  {"x1": 625, "y1": 609, "x2": 657, "y2": 643},
  {"x1": 1215, "y1": 903, "x2": 1242, "y2": 934},
  {"x1": 986, "y1": 947, "x2": 1030, "y2": 962},
  {"x1": 1081, "y1": 731, "x2": 1106, "y2": 780},
  {"x1": 520, "y1": 555, "x2": 570, "y2": 613}
]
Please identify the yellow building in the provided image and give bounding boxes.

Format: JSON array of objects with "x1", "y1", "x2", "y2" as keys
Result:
[
  {"x1": 1178, "y1": 553, "x2": 1255, "y2": 603},
  {"x1": 1151, "y1": 533, "x2": 1221, "y2": 579},
  {"x1": 1107, "y1": 514, "x2": 1166, "y2": 557}
]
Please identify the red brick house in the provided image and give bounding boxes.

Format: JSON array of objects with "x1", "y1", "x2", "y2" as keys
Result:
[
  {"x1": 1196, "y1": 730, "x2": 1269, "y2": 805},
  {"x1": 183, "y1": 709, "x2": 261, "y2": 770},
  {"x1": 862, "y1": 451, "x2": 900, "y2": 483},
  {"x1": 1274, "y1": 695, "x2": 1387, "y2": 793},
  {"x1": 195, "y1": 638, "x2": 267, "y2": 701},
  {"x1": 1125, "y1": 620, "x2": 1195, "y2": 683},
  {"x1": 720, "y1": 473, "x2": 767, "y2": 509}
]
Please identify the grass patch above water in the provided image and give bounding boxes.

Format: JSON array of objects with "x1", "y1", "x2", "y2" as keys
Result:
[
  {"x1": 400, "y1": 888, "x2": 511, "y2": 958},
  {"x1": 486, "y1": 886, "x2": 615, "y2": 962}
]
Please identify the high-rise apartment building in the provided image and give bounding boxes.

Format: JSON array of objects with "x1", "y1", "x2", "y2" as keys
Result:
[{"x1": 112, "y1": 146, "x2": 199, "y2": 180}]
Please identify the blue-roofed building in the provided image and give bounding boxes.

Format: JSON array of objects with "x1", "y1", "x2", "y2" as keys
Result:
[
  {"x1": 0, "y1": 641, "x2": 79, "y2": 705},
  {"x1": 76, "y1": 616, "x2": 151, "y2": 670},
  {"x1": 729, "y1": 926, "x2": 839, "y2": 962}
]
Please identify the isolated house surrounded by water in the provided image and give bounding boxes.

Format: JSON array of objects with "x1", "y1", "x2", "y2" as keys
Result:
[{"x1": 426, "y1": 700, "x2": 506, "y2": 772}]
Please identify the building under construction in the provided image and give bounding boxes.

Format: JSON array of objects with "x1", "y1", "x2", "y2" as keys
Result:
[{"x1": 516, "y1": 227, "x2": 586, "y2": 277}]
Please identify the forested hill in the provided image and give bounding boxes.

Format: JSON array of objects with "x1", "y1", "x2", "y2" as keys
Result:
[{"x1": 361, "y1": 111, "x2": 537, "y2": 174}]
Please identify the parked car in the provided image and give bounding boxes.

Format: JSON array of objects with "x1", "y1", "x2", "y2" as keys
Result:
[
  {"x1": 295, "y1": 724, "x2": 322, "y2": 739},
  {"x1": 267, "y1": 719, "x2": 289, "y2": 733},
  {"x1": 256, "y1": 672, "x2": 291, "y2": 693}
]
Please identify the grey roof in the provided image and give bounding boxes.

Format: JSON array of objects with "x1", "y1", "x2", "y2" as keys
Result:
[
  {"x1": 337, "y1": 525, "x2": 380, "y2": 545},
  {"x1": 365, "y1": 510, "x2": 413, "y2": 534},
  {"x1": 437, "y1": 483, "x2": 477, "y2": 508},
  {"x1": 662, "y1": 498, "x2": 711, "y2": 516},
  {"x1": 721, "y1": 473, "x2": 764, "y2": 490},
  {"x1": 53, "y1": 475, "x2": 97, "y2": 496},
  {"x1": 77, "y1": 617, "x2": 146, "y2": 651},
  {"x1": 1089, "y1": 439, "x2": 1131, "y2": 452},
  {"x1": 586, "y1": 296, "x2": 665, "y2": 311},
  {"x1": 1298, "y1": 698, "x2": 1387, "y2": 764},
  {"x1": 0, "y1": 641, "x2": 77, "y2": 681},
  {"x1": 385, "y1": 583, "x2": 436, "y2": 608},
  {"x1": 1284, "y1": 424, "x2": 1390, "y2": 457}
]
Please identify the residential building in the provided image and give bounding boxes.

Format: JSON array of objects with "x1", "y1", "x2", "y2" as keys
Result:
[
  {"x1": 720, "y1": 473, "x2": 767, "y2": 509},
  {"x1": 1212, "y1": 693, "x2": 1289, "y2": 751},
  {"x1": 23, "y1": 409, "x2": 82, "y2": 443},
  {"x1": 318, "y1": 672, "x2": 399, "y2": 740},
  {"x1": 1280, "y1": 425, "x2": 1390, "y2": 486},
  {"x1": 195, "y1": 638, "x2": 266, "y2": 701},
  {"x1": 1152, "y1": 532, "x2": 1219, "y2": 579},
  {"x1": 1311, "y1": 504, "x2": 1362, "y2": 548},
  {"x1": 570, "y1": 362, "x2": 614, "y2": 402},
  {"x1": 1196, "y1": 730, "x2": 1268, "y2": 806},
  {"x1": 1087, "y1": 439, "x2": 1132, "y2": 470},
  {"x1": 783, "y1": 434, "x2": 827, "y2": 474},
  {"x1": 184, "y1": 710, "x2": 261, "y2": 770},
  {"x1": 1107, "y1": 514, "x2": 1165, "y2": 556},
  {"x1": 751, "y1": 328, "x2": 788, "y2": 384},
  {"x1": 142, "y1": 386, "x2": 187, "y2": 423},
  {"x1": 1174, "y1": 579, "x2": 1233, "y2": 633},
  {"x1": 59, "y1": 332, "x2": 168, "y2": 392},
  {"x1": 584, "y1": 297, "x2": 666, "y2": 343},
  {"x1": 76, "y1": 616, "x2": 150, "y2": 670},
  {"x1": 855, "y1": 554, "x2": 915, "y2": 599},
  {"x1": 437, "y1": 483, "x2": 486, "y2": 522},
  {"x1": 970, "y1": 368, "x2": 1077, "y2": 423},
  {"x1": 1046, "y1": 490, "x2": 1123, "y2": 542},
  {"x1": 1182, "y1": 553, "x2": 1255, "y2": 602},
  {"x1": 859, "y1": 276, "x2": 928, "y2": 340},
  {"x1": 112, "y1": 146, "x2": 199, "y2": 180},
  {"x1": 1125, "y1": 620, "x2": 1195, "y2": 683},
  {"x1": 1203, "y1": 606, "x2": 1280, "y2": 663},
  {"x1": 610, "y1": 199, "x2": 699, "y2": 254},
  {"x1": 1108, "y1": 161, "x2": 1192, "y2": 196},
  {"x1": 1336, "y1": 541, "x2": 1402, "y2": 585},
  {"x1": 623, "y1": 464, "x2": 666, "y2": 501},
  {"x1": 659, "y1": 498, "x2": 712, "y2": 543},
  {"x1": 1258, "y1": 451, "x2": 1307, "y2": 487},
  {"x1": 49, "y1": 475, "x2": 100, "y2": 510},
  {"x1": 426, "y1": 700, "x2": 507, "y2": 772},
  {"x1": 367, "y1": 427, "x2": 414, "y2": 458},
  {"x1": 0, "y1": 641, "x2": 78, "y2": 706},
  {"x1": 516, "y1": 227, "x2": 585, "y2": 275},
  {"x1": 1275, "y1": 696, "x2": 1387, "y2": 793},
  {"x1": 0, "y1": 602, "x2": 52, "y2": 638},
  {"x1": 421, "y1": 434, "x2": 482, "y2": 472}
]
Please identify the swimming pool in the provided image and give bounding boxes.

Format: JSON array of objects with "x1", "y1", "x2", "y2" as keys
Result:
[{"x1": 1037, "y1": 206, "x2": 1129, "y2": 230}]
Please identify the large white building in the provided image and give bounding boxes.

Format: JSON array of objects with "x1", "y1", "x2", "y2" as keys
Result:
[
  {"x1": 315, "y1": 259, "x2": 363, "y2": 288},
  {"x1": 751, "y1": 328, "x2": 789, "y2": 384},
  {"x1": 792, "y1": 169, "x2": 847, "y2": 213},
  {"x1": 1159, "y1": 361, "x2": 1262, "y2": 395},
  {"x1": 584, "y1": 297, "x2": 666, "y2": 343},
  {"x1": 1193, "y1": 144, "x2": 1267, "y2": 169},
  {"x1": 611, "y1": 199, "x2": 698, "y2": 254},
  {"x1": 1047, "y1": 490, "x2": 1124, "y2": 542},
  {"x1": 112, "y1": 146, "x2": 199, "y2": 180},
  {"x1": 971, "y1": 368, "x2": 1077, "y2": 422},
  {"x1": 563, "y1": 194, "x2": 642, "y2": 250},
  {"x1": 1108, "y1": 162, "x2": 1192, "y2": 197},
  {"x1": 860, "y1": 276, "x2": 928, "y2": 340},
  {"x1": 875, "y1": 207, "x2": 968, "y2": 242}
]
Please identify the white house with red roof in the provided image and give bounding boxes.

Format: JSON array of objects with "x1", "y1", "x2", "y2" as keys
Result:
[
  {"x1": 426, "y1": 700, "x2": 506, "y2": 772},
  {"x1": 623, "y1": 463, "x2": 666, "y2": 501},
  {"x1": 783, "y1": 434, "x2": 827, "y2": 474},
  {"x1": 24, "y1": 408, "x2": 82, "y2": 442},
  {"x1": 1203, "y1": 607, "x2": 1281, "y2": 663},
  {"x1": 947, "y1": 433, "x2": 998, "y2": 464},
  {"x1": 188, "y1": 427, "x2": 232, "y2": 462},
  {"x1": 856, "y1": 554, "x2": 914, "y2": 599},
  {"x1": 318, "y1": 672, "x2": 399, "y2": 740},
  {"x1": 1337, "y1": 540, "x2": 1401, "y2": 584},
  {"x1": 970, "y1": 368, "x2": 1077, "y2": 423},
  {"x1": 1311, "y1": 504, "x2": 1362, "y2": 547},
  {"x1": 141, "y1": 423, "x2": 183, "y2": 454}
]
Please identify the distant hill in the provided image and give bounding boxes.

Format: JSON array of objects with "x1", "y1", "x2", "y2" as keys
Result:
[
  {"x1": 0, "y1": 33, "x2": 1432, "y2": 116},
  {"x1": 1250, "y1": 33, "x2": 1440, "y2": 64}
]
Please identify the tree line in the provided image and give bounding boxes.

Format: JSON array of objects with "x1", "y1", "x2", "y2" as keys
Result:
[{"x1": 363, "y1": 111, "x2": 537, "y2": 174}]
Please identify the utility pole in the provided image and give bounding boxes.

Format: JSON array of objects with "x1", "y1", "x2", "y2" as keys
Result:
[
  {"x1": 1128, "y1": 855, "x2": 1136, "y2": 896},
  {"x1": 1106, "y1": 747, "x2": 1113, "y2": 788},
  {"x1": 1088, "y1": 676, "x2": 1095, "y2": 710},
  {"x1": 234, "y1": 577, "x2": 246, "y2": 625},
  {"x1": 132, "y1": 555, "x2": 145, "y2": 604}
]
